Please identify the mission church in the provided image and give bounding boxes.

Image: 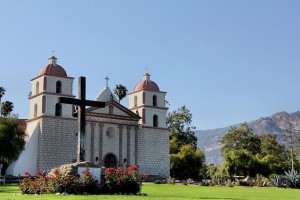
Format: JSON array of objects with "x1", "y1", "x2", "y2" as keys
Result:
[{"x1": 7, "y1": 56, "x2": 170, "y2": 177}]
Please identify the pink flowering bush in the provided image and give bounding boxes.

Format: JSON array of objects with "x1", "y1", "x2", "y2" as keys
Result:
[
  {"x1": 103, "y1": 165, "x2": 145, "y2": 194},
  {"x1": 19, "y1": 167, "x2": 100, "y2": 195},
  {"x1": 19, "y1": 165, "x2": 146, "y2": 195},
  {"x1": 19, "y1": 171, "x2": 49, "y2": 194}
]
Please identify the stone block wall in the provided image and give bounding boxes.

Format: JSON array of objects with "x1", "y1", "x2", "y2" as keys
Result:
[
  {"x1": 37, "y1": 117, "x2": 77, "y2": 171},
  {"x1": 138, "y1": 127, "x2": 170, "y2": 177}
]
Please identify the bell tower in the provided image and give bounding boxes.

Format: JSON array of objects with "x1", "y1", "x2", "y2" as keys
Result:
[
  {"x1": 128, "y1": 73, "x2": 168, "y2": 128},
  {"x1": 29, "y1": 56, "x2": 75, "y2": 119}
]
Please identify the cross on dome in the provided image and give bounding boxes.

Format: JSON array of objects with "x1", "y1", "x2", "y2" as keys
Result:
[{"x1": 105, "y1": 76, "x2": 109, "y2": 87}]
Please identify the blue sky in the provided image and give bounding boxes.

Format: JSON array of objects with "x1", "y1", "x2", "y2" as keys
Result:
[{"x1": 0, "y1": 1, "x2": 299, "y2": 130}]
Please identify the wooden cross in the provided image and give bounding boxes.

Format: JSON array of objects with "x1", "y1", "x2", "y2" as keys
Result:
[{"x1": 59, "y1": 76, "x2": 105, "y2": 162}]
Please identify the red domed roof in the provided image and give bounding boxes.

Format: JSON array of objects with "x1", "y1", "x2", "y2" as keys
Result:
[
  {"x1": 134, "y1": 73, "x2": 160, "y2": 92},
  {"x1": 38, "y1": 56, "x2": 67, "y2": 77}
]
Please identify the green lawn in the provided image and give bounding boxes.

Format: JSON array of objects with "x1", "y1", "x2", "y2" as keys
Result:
[{"x1": 1, "y1": 184, "x2": 300, "y2": 200}]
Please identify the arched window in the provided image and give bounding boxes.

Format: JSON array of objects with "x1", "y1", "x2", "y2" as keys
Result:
[
  {"x1": 42, "y1": 96, "x2": 46, "y2": 114},
  {"x1": 34, "y1": 104, "x2": 38, "y2": 118},
  {"x1": 153, "y1": 95, "x2": 157, "y2": 106},
  {"x1": 55, "y1": 103, "x2": 62, "y2": 116},
  {"x1": 36, "y1": 81, "x2": 39, "y2": 94},
  {"x1": 109, "y1": 106, "x2": 113, "y2": 114},
  {"x1": 134, "y1": 96, "x2": 138, "y2": 107},
  {"x1": 142, "y1": 92, "x2": 145, "y2": 104},
  {"x1": 43, "y1": 77, "x2": 47, "y2": 91},
  {"x1": 104, "y1": 153, "x2": 117, "y2": 168},
  {"x1": 142, "y1": 109, "x2": 145, "y2": 124},
  {"x1": 153, "y1": 115, "x2": 158, "y2": 127},
  {"x1": 56, "y1": 81, "x2": 62, "y2": 93}
]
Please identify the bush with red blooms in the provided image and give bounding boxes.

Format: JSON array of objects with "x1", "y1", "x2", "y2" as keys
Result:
[
  {"x1": 19, "y1": 165, "x2": 146, "y2": 195},
  {"x1": 19, "y1": 171, "x2": 50, "y2": 194},
  {"x1": 103, "y1": 165, "x2": 145, "y2": 194},
  {"x1": 19, "y1": 168, "x2": 100, "y2": 195}
]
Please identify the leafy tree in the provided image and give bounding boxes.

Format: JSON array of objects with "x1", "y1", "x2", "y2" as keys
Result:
[
  {"x1": 167, "y1": 106, "x2": 197, "y2": 154},
  {"x1": 221, "y1": 123, "x2": 261, "y2": 155},
  {"x1": 0, "y1": 118, "x2": 26, "y2": 165},
  {"x1": 221, "y1": 123, "x2": 290, "y2": 177},
  {"x1": 113, "y1": 84, "x2": 128, "y2": 103},
  {"x1": 206, "y1": 164, "x2": 226, "y2": 179},
  {"x1": 223, "y1": 149, "x2": 260, "y2": 177},
  {"x1": 1, "y1": 101, "x2": 14, "y2": 117},
  {"x1": 170, "y1": 144, "x2": 205, "y2": 179},
  {"x1": 168, "y1": 106, "x2": 205, "y2": 179},
  {"x1": 258, "y1": 134, "x2": 290, "y2": 175}
]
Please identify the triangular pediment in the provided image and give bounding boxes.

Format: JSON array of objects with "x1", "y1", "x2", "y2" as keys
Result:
[{"x1": 86, "y1": 100, "x2": 140, "y2": 120}]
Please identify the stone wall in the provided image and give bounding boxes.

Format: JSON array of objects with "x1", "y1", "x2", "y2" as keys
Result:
[
  {"x1": 37, "y1": 117, "x2": 77, "y2": 171},
  {"x1": 138, "y1": 126, "x2": 170, "y2": 177}
]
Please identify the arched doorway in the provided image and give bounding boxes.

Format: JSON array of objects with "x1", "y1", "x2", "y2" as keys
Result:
[{"x1": 104, "y1": 153, "x2": 117, "y2": 168}]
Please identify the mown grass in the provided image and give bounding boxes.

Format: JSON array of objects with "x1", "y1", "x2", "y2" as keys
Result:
[{"x1": 1, "y1": 184, "x2": 300, "y2": 200}]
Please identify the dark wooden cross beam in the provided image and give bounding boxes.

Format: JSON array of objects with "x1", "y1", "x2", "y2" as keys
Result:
[{"x1": 59, "y1": 76, "x2": 105, "y2": 162}]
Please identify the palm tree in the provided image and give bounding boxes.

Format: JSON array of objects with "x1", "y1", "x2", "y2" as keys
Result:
[
  {"x1": 0, "y1": 87, "x2": 5, "y2": 106},
  {"x1": 1, "y1": 101, "x2": 14, "y2": 118},
  {"x1": 113, "y1": 84, "x2": 128, "y2": 103},
  {"x1": 0, "y1": 87, "x2": 6, "y2": 117}
]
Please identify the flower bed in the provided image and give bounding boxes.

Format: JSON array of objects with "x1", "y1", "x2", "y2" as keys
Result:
[{"x1": 19, "y1": 165, "x2": 145, "y2": 195}]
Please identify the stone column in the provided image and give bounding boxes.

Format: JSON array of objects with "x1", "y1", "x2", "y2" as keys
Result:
[
  {"x1": 134, "y1": 126, "x2": 139, "y2": 166},
  {"x1": 126, "y1": 126, "x2": 131, "y2": 167},
  {"x1": 98, "y1": 123, "x2": 104, "y2": 165},
  {"x1": 118, "y1": 125, "x2": 124, "y2": 167},
  {"x1": 90, "y1": 122, "x2": 95, "y2": 162}
]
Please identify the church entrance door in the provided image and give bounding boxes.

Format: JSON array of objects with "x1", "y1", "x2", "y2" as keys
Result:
[{"x1": 104, "y1": 154, "x2": 117, "y2": 168}]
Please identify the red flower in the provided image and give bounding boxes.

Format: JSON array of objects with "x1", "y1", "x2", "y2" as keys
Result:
[
  {"x1": 53, "y1": 169, "x2": 59, "y2": 175},
  {"x1": 82, "y1": 169, "x2": 91, "y2": 176},
  {"x1": 104, "y1": 168, "x2": 115, "y2": 174},
  {"x1": 128, "y1": 165, "x2": 138, "y2": 171},
  {"x1": 24, "y1": 171, "x2": 30, "y2": 176},
  {"x1": 35, "y1": 171, "x2": 41, "y2": 176}
]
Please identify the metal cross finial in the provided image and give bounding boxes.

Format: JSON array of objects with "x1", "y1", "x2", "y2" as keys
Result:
[
  {"x1": 145, "y1": 67, "x2": 148, "y2": 73},
  {"x1": 52, "y1": 50, "x2": 55, "y2": 56},
  {"x1": 105, "y1": 76, "x2": 109, "y2": 87}
]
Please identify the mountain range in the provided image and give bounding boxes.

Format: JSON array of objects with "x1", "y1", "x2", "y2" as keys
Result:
[{"x1": 195, "y1": 111, "x2": 300, "y2": 164}]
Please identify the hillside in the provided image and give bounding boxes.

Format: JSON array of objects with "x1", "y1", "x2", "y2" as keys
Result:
[{"x1": 196, "y1": 111, "x2": 300, "y2": 164}]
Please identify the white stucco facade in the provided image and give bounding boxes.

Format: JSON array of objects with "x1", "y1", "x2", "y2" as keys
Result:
[{"x1": 7, "y1": 57, "x2": 170, "y2": 178}]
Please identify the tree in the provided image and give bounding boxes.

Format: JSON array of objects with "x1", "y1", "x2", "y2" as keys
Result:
[
  {"x1": 0, "y1": 118, "x2": 26, "y2": 165},
  {"x1": 114, "y1": 84, "x2": 128, "y2": 103},
  {"x1": 223, "y1": 149, "x2": 259, "y2": 177},
  {"x1": 167, "y1": 106, "x2": 197, "y2": 154},
  {"x1": 170, "y1": 144, "x2": 205, "y2": 179},
  {"x1": 221, "y1": 123, "x2": 290, "y2": 177},
  {"x1": 221, "y1": 123, "x2": 261, "y2": 155},
  {"x1": 0, "y1": 87, "x2": 5, "y2": 105},
  {"x1": 168, "y1": 106, "x2": 205, "y2": 179},
  {"x1": 258, "y1": 134, "x2": 290, "y2": 175},
  {"x1": 1, "y1": 101, "x2": 14, "y2": 118},
  {"x1": 0, "y1": 87, "x2": 6, "y2": 117}
]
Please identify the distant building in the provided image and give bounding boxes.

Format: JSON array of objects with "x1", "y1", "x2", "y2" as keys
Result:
[{"x1": 7, "y1": 56, "x2": 169, "y2": 177}]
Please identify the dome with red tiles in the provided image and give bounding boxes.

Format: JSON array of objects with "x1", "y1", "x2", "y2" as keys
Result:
[
  {"x1": 134, "y1": 73, "x2": 160, "y2": 92},
  {"x1": 38, "y1": 56, "x2": 67, "y2": 77}
]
